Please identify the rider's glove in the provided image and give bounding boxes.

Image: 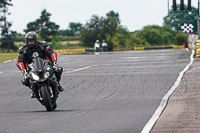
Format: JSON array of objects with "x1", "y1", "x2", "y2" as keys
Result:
[
  {"x1": 53, "y1": 62, "x2": 63, "y2": 74},
  {"x1": 53, "y1": 62, "x2": 58, "y2": 66},
  {"x1": 21, "y1": 69, "x2": 29, "y2": 86},
  {"x1": 22, "y1": 69, "x2": 28, "y2": 77},
  {"x1": 53, "y1": 62, "x2": 58, "y2": 71},
  {"x1": 53, "y1": 62, "x2": 59, "y2": 68}
]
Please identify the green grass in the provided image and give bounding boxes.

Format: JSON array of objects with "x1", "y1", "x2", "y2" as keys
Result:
[
  {"x1": 15, "y1": 41, "x2": 24, "y2": 47},
  {"x1": 0, "y1": 40, "x2": 81, "y2": 63},
  {"x1": 60, "y1": 40, "x2": 80, "y2": 45},
  {"x1": 0, "y1": 53, "x2": 18, "y2": 62}
]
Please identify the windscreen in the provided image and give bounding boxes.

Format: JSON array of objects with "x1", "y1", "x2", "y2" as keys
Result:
[{"x1": 33, "y1": 57, "x2": 44, "y2": 72}]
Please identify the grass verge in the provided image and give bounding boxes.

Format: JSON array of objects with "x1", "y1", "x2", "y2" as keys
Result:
[{"x1": 0, "y1": 53, "x2": 18, "y2": 63}]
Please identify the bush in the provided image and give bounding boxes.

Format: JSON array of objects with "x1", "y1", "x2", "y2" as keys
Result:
[
  {"x1": 14, "y1": 35, "x2": 25, "y2": 42},
  {"x1": 49, "y1": 35, "x2": 80, "y2": 41},
  {"x1": 0, "y1": 38, "x2": 17, "y2": 52},
  {"x1": 49, "y1": 36, "x2": 62, "y2": 49},
  {"x1": 174, "y1": 32, "x2": 188, "y2": 45},
  {"x1": 134, "y1": 25, "x2": 176, "y2": 46}
]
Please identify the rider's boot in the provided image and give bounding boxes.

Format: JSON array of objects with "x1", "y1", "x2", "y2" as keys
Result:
[
  {"x1": 30, "y1": 91, "x2": 35, "y2": 98},
  {"x1": 22, "y1": 79, "x2": 35, "y2": 98},
  {"x1": 57, "y1": 82, "x2": 64, "y2": 92}
]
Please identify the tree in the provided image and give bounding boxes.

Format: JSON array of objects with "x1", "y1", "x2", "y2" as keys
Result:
[
  {"x1": 103, "y1": 11, "x2": 121, "y2": 50},
  {"x1": 0, "y1": 0, "x2": 17, "y2": 51},
  {"x1": 80, "y1": 15, "x2": 104, "y2": 46},
  {"x1": 164, "y1": 5, "x2": 198, "y2": 31},
  {"x1": 135, "y1": 25, "x2": 176, "y2": 46},
  {"x1": 58, "y1": 22, "x2": 82, "y2": 36},
  {"x1": 80, "y1": 11, "x2": 120, "y2": 50},
  {"x1": 24, "y1": 9, "x2": 59, "y2": 42},
  {"x1": 58, "y1": 29, "x2": 73, "y2": 36},
  {"x1": 110, "y1": 26, "x2": 134, "y2": 50},
  {"x1": 106, "y1": 10, "x2": 120, "y2": 25},
  {"x1": 69, "y1": 22, "x2": 82, "y2": 36},
  {"x1": 174, "y1": 32, "x2": 187, "y2": 45}
]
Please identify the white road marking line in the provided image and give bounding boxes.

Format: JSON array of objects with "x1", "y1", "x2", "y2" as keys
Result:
[
  {"x1": 3, "y1": 59, "x2": 16, "y2": 63},
  {"x1": 141, "y1": 50, "x2": 195, "y2": 133},
  {"x1": 62, "y1": 65, "x2": 99, "y2": 74}
]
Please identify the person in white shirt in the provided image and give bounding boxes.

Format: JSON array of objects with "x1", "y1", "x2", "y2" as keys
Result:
[{"x1": 94, "y1": 40, "x2": 100, "y2": 52}]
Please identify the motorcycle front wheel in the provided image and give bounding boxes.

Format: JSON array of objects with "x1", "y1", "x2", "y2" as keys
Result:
[
  {"x1": 53, "y1": 103, "x2": 57, "y2": 110},
  {"x1": 41, "y1": 86, "x2": 53, "y2": 111}
]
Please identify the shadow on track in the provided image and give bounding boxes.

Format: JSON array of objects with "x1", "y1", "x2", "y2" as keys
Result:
[{"x1": 9, "y1": 109, "x2": 80, "y2": 113}]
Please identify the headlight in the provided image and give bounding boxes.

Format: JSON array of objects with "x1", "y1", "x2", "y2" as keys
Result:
[
  {"x1": 44, "y1": 72, "x2": 49, "y2": 78},
  {"x1": 31, "y1": 73, "x2": 40, "y2": 81}
]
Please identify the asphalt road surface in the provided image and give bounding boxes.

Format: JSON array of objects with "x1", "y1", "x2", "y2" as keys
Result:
[{"x1": 0, "y1": 49, "x2": 192, "y2": 133}]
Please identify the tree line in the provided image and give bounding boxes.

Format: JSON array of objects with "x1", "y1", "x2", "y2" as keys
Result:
[{"x1": 0, "y1": 0, "x2": 197, "y2": 51}]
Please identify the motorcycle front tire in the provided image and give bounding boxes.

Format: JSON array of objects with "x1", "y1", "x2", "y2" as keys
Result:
[
  {"x1": 53, "y1": 103, "x2": 57, "y2": 110},
  {"x1": 41, "y1": 86, "x2": 53, "y2": 111}
]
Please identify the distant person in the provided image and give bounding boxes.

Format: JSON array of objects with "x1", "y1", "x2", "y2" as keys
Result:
[
  {"x1": 102, "y1": 40, "x2": 107, "y2": 52},
  {"x1": 94, "y1": 40, "x2": 100, "y2": 52},
  {"x1": 185, "y1": 42, "x2": 188, "y2": 48}
]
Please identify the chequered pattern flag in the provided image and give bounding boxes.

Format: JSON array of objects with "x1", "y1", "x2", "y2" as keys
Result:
[{"x1": 181, "y1": 23, "x2": 193, "y2": 33}]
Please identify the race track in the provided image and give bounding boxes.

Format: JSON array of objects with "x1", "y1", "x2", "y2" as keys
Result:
[{"x1": 0, "y1": 49, "x2": 192, "y2": 133}]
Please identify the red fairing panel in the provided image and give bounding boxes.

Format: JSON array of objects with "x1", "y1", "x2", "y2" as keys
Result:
[
  {"x1": 51, "y1": 51, "x2": 57, "y2": 63},
  {"x1": 16, "y1": 62, "x2": 25, "y2": 71},
  {"x1": 45, "y1": 56, "x2": 50, "y2": 61}
]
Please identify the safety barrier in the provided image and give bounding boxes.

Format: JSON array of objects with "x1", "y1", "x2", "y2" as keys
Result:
[
  {"x1": 173, "y1": 45, "x2": 184, "y2": 49},
  {"x1": 55, "y1": 45, "x2": 184, "y2": 54},
  {"x1": 196, "y1": 40, "x2": 200, "y2": 57},
  {"x1": 134, "y1": 47, "x2": 145, "y2": 50},
  {"x1": 134, "y1": 46, "x2": 182, "y2": 50},
  {"x1": 85, "y1": 49, "x2": 96, "y2": 52},
  {"x1": 144, "y1": 46, "x2": 173, "y2": 50},
  {"x1": 55, "y1": 49, "x2": 85, "y2": 53}
]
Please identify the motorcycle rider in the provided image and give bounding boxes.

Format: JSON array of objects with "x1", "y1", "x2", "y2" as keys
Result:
[
  {"x1": 16, "y1": 31, "x2": 64, "y2": 98},
  {"x1": 94, "y1": 40, "x2": 100, "y2": 52},
  {"x1": 102, "y1": 40, "x2": 107, "y2": 51}
]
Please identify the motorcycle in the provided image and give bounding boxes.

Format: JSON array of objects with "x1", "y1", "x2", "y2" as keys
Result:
[
  {"x1": 102, "y1": 46, "x2": 107, "y2": 52},
  {"x1": 23, "y1": 57, "x2": 60, "y2": 111},
  {"x1": 95, "y1": 47, "x2": 99, "y2": 52}
]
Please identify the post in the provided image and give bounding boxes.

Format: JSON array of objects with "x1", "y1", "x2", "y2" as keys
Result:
[
  {"x1": 198, "y1": 18, "x2": 200, "y2": 39},
  {"x1": 199, "y1": 0, "x2": 200, "y2": 17},
  {"x1": 168, "y1": 0, "x2": 169, "y2": 13},
  {"x1": 199, "y1": 0, "x2": 200, "y2": 39}
]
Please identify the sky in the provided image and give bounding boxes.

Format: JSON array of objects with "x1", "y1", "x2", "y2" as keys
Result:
[{"x1": 7, "y1": 0, "x2": 199, "y2": 34}]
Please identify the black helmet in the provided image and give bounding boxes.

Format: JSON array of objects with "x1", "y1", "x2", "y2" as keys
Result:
[{"x1": 25, "y1": 31, "x2": 38, "y2": 48}]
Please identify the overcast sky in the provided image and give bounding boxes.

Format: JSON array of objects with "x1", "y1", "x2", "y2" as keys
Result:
[{"x1": 8, "y1": 0, "x2": 199, "y2": 34}]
